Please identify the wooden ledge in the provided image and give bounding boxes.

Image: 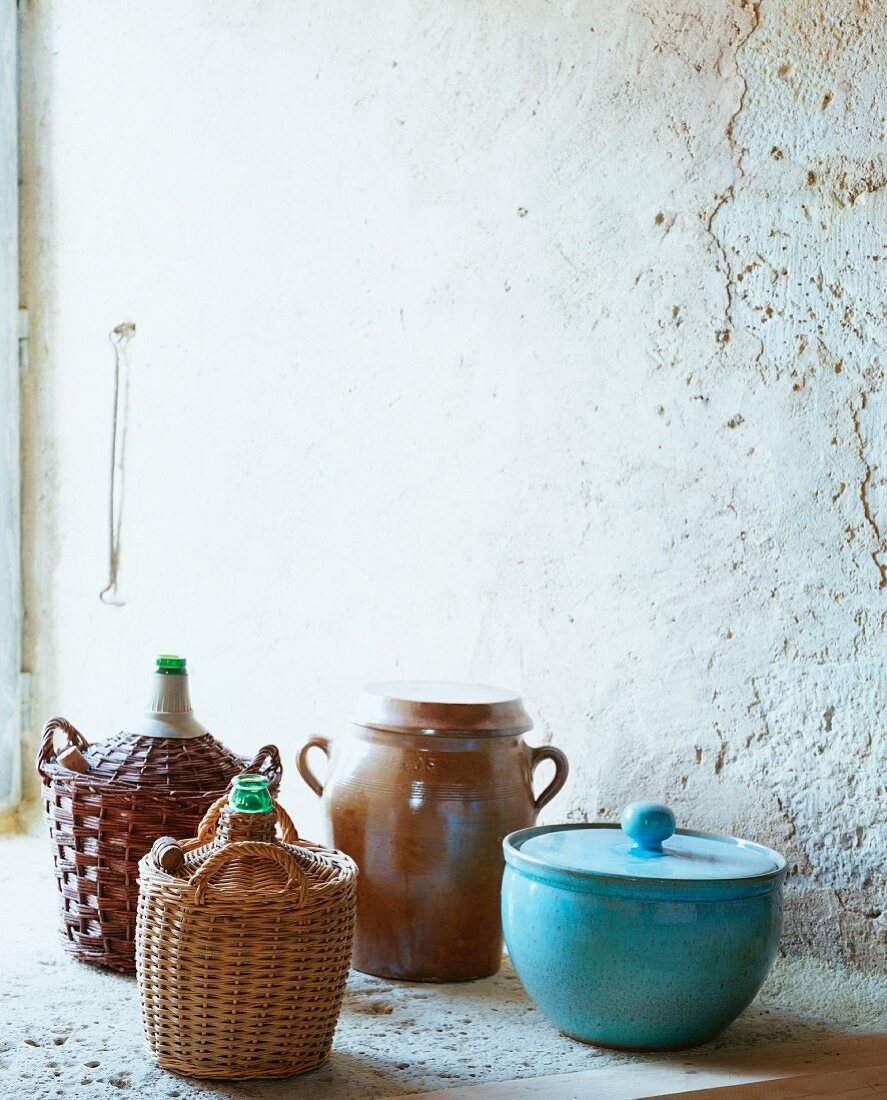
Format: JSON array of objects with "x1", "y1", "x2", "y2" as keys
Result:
[{"x1": 397, "y1": 1032, "x2": 887, "y2": 1099}]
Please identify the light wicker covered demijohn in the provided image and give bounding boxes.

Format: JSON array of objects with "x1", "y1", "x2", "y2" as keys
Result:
[
  {"x1": 37, "y1": 656, "x2": 282, "y2": 971},
  {"x1": 136, "y1": 774, "x2": 357, "y2": 1080}
]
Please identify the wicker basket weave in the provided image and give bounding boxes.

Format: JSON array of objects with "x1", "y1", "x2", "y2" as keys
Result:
[
  {"x1": 136, "y1": 794, "x2": 357, "y2": 1080},
  {"x1": 37, "y1": 716, "x2": 282, "y2": 971}
]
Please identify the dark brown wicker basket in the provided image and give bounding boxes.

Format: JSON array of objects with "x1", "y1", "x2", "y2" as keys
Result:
[{"x1": 37, "y1": 716, "x2": 282, "y2": 971}]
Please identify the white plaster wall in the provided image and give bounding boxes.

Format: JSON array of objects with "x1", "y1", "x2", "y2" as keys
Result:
[{"x1": 20, "y1": 1, "x2": 885, "y2": 966}]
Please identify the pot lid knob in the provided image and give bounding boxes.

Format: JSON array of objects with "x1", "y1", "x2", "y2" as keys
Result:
[{"x1": 621, "y1": 801, "x2": 675, "y2": 857}]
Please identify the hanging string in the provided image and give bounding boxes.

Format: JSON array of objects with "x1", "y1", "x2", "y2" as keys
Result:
[{"x1": 99, "y1": 321, "x2": 136, "y2": 605}]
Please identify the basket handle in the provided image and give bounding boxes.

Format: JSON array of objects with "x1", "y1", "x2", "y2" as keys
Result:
[
  {"x1": 530, "y1": 745, "x2": 569, "y2": 814},
  {"x1": 37, "y1": 717, "x2": 90, "y2": 779},
  {"x1": 188, "y1": 793, "x2": 300, "y2": 850},
  {"x1": 191, "y1": 840, "x2": 309, "y2": 906},
  {"x1": 243, "y1": 743, "x2": 282, "y2": 790}
]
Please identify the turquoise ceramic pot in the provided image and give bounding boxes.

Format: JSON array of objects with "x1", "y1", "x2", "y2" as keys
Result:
[{"x1": 502, "y1": 802, "x2": 786, "y2": 1051}]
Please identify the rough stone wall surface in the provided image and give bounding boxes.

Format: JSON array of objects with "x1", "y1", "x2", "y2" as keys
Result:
[{"x1": 19, "y1": 1, "x2": 885, "y2": 966}]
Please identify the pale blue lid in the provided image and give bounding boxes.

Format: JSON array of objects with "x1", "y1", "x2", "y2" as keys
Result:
[{"x1": 520, "y1": 802, "x2": 781, "y2": 881}]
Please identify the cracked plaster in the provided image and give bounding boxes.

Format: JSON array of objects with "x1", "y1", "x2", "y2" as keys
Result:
[{"x1": 16, "y1": 0, "x2": 886, "y2": 975}]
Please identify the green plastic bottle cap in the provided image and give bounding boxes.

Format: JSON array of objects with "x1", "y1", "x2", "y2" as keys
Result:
[
  {"x1": 156, "y1": 655, "x2": 187, "y2": 675},
  {"x1": 229, "y1": 774, "x2": 274, "y2": 814}
]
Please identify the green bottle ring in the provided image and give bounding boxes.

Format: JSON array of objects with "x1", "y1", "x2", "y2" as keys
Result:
[
  {"x1": 229, "y1": 774, "x2": 274, "y2": 814},
  {"x1": 156, "y1": 655, "x2": 187, "y2": 676}
]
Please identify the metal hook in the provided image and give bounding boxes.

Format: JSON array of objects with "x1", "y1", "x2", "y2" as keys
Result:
[{"x1": 99, "y1": 321, "x2": 136, "y2": 605}]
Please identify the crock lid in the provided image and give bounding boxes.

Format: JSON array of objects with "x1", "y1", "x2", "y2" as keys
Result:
[
  {"x1": 512, "y1": 802, "x2": 784, "y2": 883},
  {"x1": 350, "y1": 680, "x2": 533, "y2": 735}
]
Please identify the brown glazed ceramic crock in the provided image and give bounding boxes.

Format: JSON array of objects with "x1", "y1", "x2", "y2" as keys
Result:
[{"x1": 296, "y1": 681, "x2": 568, "y2": 982}]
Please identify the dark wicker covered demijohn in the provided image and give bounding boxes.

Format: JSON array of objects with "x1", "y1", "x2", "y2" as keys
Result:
[{"x1": 37, "y1": 656, "x2": 281, "y2": 971}]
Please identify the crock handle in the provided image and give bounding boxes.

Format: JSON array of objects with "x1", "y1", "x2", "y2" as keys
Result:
[
  {"x1": 296, "y1": 736, "x2": 331, "y2": 798},
  {"x1": 37, "y1": 717, "x2": 90, "y2": 779},
  {"x1": 530, "y1": 745, "x2": 569, "y2": 814}
]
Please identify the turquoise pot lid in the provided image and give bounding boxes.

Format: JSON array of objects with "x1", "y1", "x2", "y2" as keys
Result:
[{"x1": 519, "y1": 802, "x2": 783, "y2": 881}]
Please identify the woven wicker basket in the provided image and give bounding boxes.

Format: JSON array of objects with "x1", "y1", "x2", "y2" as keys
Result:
[
  {"x1": 37, "y1": 716, "x2": 282, "y2": 971},
  {"x1": 136, "y1": 791, "x2": 357, "y2": 1080}
]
